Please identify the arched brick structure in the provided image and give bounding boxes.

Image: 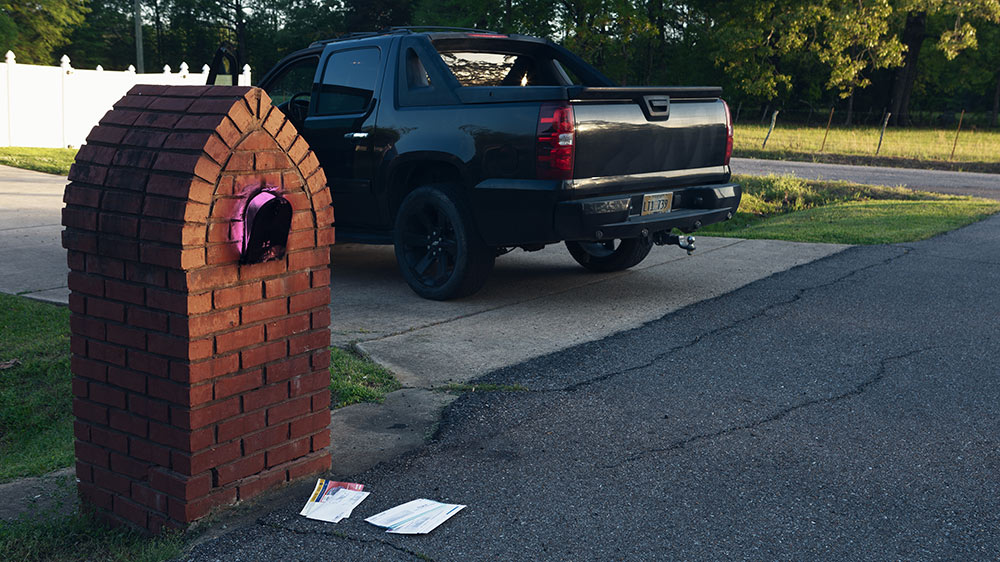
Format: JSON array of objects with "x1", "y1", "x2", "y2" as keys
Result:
[{"x1": 63, "y1": 85, "x2": 334, "y2": 532}]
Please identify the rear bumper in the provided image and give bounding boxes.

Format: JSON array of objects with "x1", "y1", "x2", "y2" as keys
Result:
[{"x1": 553, "y1": 183, "x2": 741, "y2": 241}]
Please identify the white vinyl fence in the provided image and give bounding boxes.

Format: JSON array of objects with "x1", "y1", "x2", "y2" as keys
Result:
[{"x1": 0, "y1": 51, "x2": 252, "y2": 149}]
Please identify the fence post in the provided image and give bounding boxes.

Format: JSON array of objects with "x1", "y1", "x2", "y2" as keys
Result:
[
  {"x1": 240, "y1": 64, "x2": 252, "y2": 86},
  {"x1": 950, "y1": 109, "x2": 965, "y2": 161},
  {"x1": 876, "y1": 112, "x2": 891, "y2": 155},
  {"x1": 820, "y1": 107, "x2": 835, "y2": 152},
  {"x1": 4, "y1": 51, "x2": 13, "y2": 147},
  {"x1": 60, "y1": 55, "x2": 72, "y2": 149},
  {"x1": 762, "y1": 110, "x2": 779, "y2": 149}
]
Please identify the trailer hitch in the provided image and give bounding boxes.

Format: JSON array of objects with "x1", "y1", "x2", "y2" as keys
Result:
[{"x1": 652, "y1": 231, "x2": 696, "y2": 255}]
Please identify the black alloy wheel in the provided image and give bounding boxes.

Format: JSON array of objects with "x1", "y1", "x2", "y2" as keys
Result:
[
  {"x1": 393, "y1": 185, "x2": 494, "y2": 300},
  {"x1": 565, "y1": 237, "x2": 654, "y2": 272}
]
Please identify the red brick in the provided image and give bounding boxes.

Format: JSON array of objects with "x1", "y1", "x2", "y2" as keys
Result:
[
  {"x1": 241, "y1": 298, "x2": 287, "y2": 325},
  {"x1": 223, "y1": 152, "x2": 254, "y2": 172},
  {"x1": 76, "y1": 440, "x2": 111, "y2": 467},
  {"x1": 76, "y1": 460, "x2": 94, "y2": 483},
  {"x1": 107, "y1": 367, "x2": 146, "y2": 394},
  {"x1": 121, "y1": 128, "x2": 169, "y2": 148},
  {"x1": 312, "y1": 430, "x2": 330, "y2": 451},
  {"x1": 130, "y1": 438, "x2": 171, "y2": 466},
  {"x1": 105, "y1": 280, "x2": 144, "y2": 305},
  {"x1": 150, "y1": 468, "x2": 212, "y2": 500},
  {"x1": 143, "y1": 196, "x2": 209, "y2": 222},
  {"x1": 289, "y1": 330, "x2": 329, "y2": 356},
  {"x1": 287, "y1": 452, "x2": 331, "y2": 481},
  {"x1": 179, "y1": 309, "x2": 239, "y2": 338},
  {"x1": 266, "y1": 315, "x2": 311, "y2": 341},
  {"x1": 104, "y1": 167, "x2": 149, "y2": 191},
  {"x1": 79, "y1": 481, "x2": 115, "y2": 512},
  {"x1": 93, "y1": 465, "x2": 131, "y2": 495},
  {"x1": 216, "y1": 116, "x2": 242, "y2": 147},
  {"x1": 99, "y1": 107, "x2": 142, "y2": 126},
  {"x1": 265, "y1": 355, "x2": 310, "y2": 384},
  {"x1": 126, "y1": 263, "x2": 167, "y2": 287},
  {"x1": 207, "y1": 222, "x2": 231, "y2": 243},
  {"x1": 255, "y1": 151, "x2": 292, "y2": 171},
  {"x1": 148, "y1": 333, "x2": 213, "y2": 360},
  {"x1": 72, "y1": 356, "x2": 108, "y2": 381},
  {"x1": 311, "y1": 349, "x2": 330, "y2": 371},
  {"x1": 129, "y1": 395, "x2": 169, "y2": 423},
  {"x1": 131, "y1": 482, "x2": 169, "y2": 513},
  {"x1": 262, "y1": 107, "x2": 285, "y2": 136},
  {"x1": 290, "y1": 210, "x2": 314, "y2": 231},
  {"x1": 174, "y1": 440, "x2": 241, "y2": 474},
  {"x1": 311, "y1": 308, "x2": 331, "y2": 330},
  {"x1": 126, "y1": 350, "x2": 169, "y2": 376},
  {"x1": 148, "y1": 376, "x2": 191, "y2": 405},
  {"x1": 214, "y1": 369, "x2": 263, "y2": 400},
  {"x1": 289, "y1": 287, "x2": 329, "y2": 314},
  {"x1": 71, "y1": 313, "x2": 106, "y2": 340},
  {"x1": 111, "y1": 451, "x2": 151, "y2": 480},
  {"x1": 89, "y1": 340, "x2": 126, "y2": 366},
  {"x1": 288, "y1": 137, "x2": 309, "y2": 164},
  {"x1": 263, "y1": 272, "x2": 310, "y2": 298},
  {"x1": 265, "y1": 436, "x2": 310, "y2": 468},
  {"x1": 174, "y1": 396, "x2": 241, "y2": 430},
  {"x1": 90, "y1": 383, "x2": 127, "y2": 409},
  {"x1": 145, "y1": 173, "x2": 194, "y2": 198},
  {"x1": 113, "y1": 148, "x2": 158, "y2": 169},
  {"x1": 317, "y1": 226, "x2": 336, "y2": 246},
  {"x1": 63, "y1": 230, "x2": 98, "y2": 253},
  {"x1": 67, "y1": 163, "x2": 109, "y2": 186},
  {"x1": 64, "y1": 183, "x2": 103, "y2": 207},
  {"x1": 290, "y1": 370, "x2": 329, "y2": 399},
  {"x1": 241, "y1": 340, "x2": 286, "y2": 369},
  {"x1": 243, "y1": 424, "x2": 289, "y2": 454},
  {"x1": 286, "y1": 229, "x2": 314, "y2": 250},
  {"x1": 148, "y1": 421, "x2": 213, "y2": 452},
  {"x1": 67, "y1": 250, "x2": 86, "y2": 271},
  {"x1": 267, "y1": 395, "x2": 309, "y2": 426},
  {"x1": 72, "y1": 378, "x2": 89, "y2": 399},
  {"x1": 86, "y1": 298, "x2": 125, "y2": 322},
  {"x1": 90, "y1": 426, "x2": 128, "y2": 454},
  {"x1": 86, "y1": 123, "x2": 128, "y2": 145},
  {"x1": 216, "y1": 452, "x2": 266, "y2": 486},
  {"x1": 276, "y1": 121, "x2": 297, "y2": 150},
  {"x1": 214, "y1": 282, "x2": 262, "y2": 309},
  {"x1": 63, "y1": 207, "x2": 98, "y2": 230},
  {"x1": 311, "y1": 389, "x2": 331, "y2": 411},
  {"x1": 98, "y1": 214, "x2": 139, "y2": 237},
  {"x1": 107, "y1": 324, "x2": 146, "y2": 349},
  {"x1": 86, "y1": 255, "x2": 124, "y2": 278},
  {"x1": 289, "y1": 411, "x2": 329, "y2": 439},
  {"x1": 171, "y1": 353, "x2": 239, "y2": 384},
  {"x1": 288, "y1": 248, "x2": 329, "y2": 272},
  {"x1": 114, "y1": 495, "x2": 151, "y2": 528},
  {"x1": 311, "y1": 268, "x2": 331, "y2": 288},
  {"x1": 217, "y1": 410, "x2": 266, "y2": 443},
  {"x1": 235, "y1": 130, "x2": 275, "y2": 151},
  {"x1": 243, "y1": 383, "x2": 287, "y2": 412},
  {"x1": 169, "y1": 488, "x2": 237, "y2": 522},
  {"x1": 237, "y1": 468, "x2": 287, "y2": 502},
  {"x1": 216, "y1": 324, "x2": 264, "y2": 354},
  {"x1": 110, "y1": 408, "x2": 148, "y2": 437},
  {"x1": 184, "y1": 265, "x2": 239, "y2": 292}
]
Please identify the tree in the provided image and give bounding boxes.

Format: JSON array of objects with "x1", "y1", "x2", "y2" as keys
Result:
[
  {"x1": 888, "y1": 0, "x2": 1000, "y2": 125},
  {"x1": 0, "y1": 0, "x2": 88, "y2": 64}
]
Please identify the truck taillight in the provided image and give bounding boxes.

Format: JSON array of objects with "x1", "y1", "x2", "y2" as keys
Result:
[
  {"x1": 723, "y1": 99, "x2": 734, "y2": 166},
  {"x1": 536, "y1": 103, "x2": 575, "y2": 180}
]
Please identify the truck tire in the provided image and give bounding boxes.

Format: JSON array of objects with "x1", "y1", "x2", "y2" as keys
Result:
[
  {"x1": 394, "y1": 185, "x2": 495, "y2": 300},
  {"x1": 565, "y1": 238, "x2": 653, "y2": 272}
]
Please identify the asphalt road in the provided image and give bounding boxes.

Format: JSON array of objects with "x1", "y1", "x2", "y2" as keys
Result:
[
  {"x1": 732, "y1": 157, "x2": 1000, "y2": 200},
  {"x1": 185, "y1": 204, "x2": 1000, "y2": 559}
]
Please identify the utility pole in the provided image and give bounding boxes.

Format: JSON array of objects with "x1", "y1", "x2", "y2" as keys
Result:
[{"x1": 134, "y1": 0, "x2": 144, "y2": 73}]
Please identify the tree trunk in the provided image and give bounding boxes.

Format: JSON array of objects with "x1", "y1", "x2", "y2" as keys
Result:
[
  {"x1": 845, "y1": 94, "x2": 854, "y2": 126},
  {"x1": 889, "y1": 12, "x2": 926, "y2": 126}
]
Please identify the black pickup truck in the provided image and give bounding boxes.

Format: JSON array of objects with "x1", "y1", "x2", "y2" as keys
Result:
[{"x1": 256, "y1": 28, "x2": 740, "y2": 300}]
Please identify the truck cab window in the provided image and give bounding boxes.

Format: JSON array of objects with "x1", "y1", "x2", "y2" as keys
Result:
[
  {"x1": 315, "y1": 48, "x2": 380, "y2": 115},
  {"x1": 264, "y1": 56, "x2": 318, "y2": 123}
]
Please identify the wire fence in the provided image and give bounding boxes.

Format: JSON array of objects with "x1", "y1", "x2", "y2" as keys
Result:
[{"x1": 732, "y1": 104, "x2": 999, "y2": 130}]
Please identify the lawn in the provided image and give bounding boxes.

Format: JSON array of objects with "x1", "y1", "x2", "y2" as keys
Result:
[
  {"x1": 0, "y1": 148, "x2": 77, "y2": 176},
  {"x1": 734, "y1": 124, "x2": 1000, "y2": 173},
  {"x1": 700, "y1": 174, "x2": 1000, "y2": 243}
]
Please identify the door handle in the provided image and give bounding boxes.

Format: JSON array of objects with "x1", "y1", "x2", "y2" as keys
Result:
[{"x1": 344, "y1": 132, "x2": 369, "y2": 141}]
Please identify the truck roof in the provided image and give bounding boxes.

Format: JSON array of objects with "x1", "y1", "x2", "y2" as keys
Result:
[{"x1": 308, "y1": 27, "x2": 548, "y2": 49}]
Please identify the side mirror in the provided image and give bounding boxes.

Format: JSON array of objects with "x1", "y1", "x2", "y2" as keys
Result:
[{"x1": 234, "y1": 189, "x2": 292, "y2": 264}]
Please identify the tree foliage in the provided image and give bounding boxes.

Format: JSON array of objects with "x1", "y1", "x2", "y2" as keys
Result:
[{"x1": 7, "y1": 0, "x2": 991, "y2": 126}]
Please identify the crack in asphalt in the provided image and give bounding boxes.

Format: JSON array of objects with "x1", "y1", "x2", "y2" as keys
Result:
[
  {"x1": 550, "y1": 246, "x2": 913, "y2": 394},
  {"x1": 257, "y1": 518, "x2": 432, "y2": 561},
  {"x1": 601, "y1": 346, "x2": 941, "y2": 470}
]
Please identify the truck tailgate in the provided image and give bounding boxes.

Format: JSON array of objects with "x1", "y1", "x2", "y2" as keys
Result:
[{"x1": 569, "y1": 87, "x2": 730, "y2": 194}]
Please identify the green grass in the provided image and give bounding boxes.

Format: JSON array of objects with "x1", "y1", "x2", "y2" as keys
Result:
[
  {"x1": 0, "y1": 147, "x2": 77, "y2": 175},
  {"x1": 0, "y1": 294, "x2": 73, "y2": 481},
  {"x1": 734, "y1": 124, "x2": 1000, "y2": 173},
  {"x1": 329, "y1": 347, "x2": 402, "y2": 407},
  {"x1": 701, "y1": 174, "x2": 1000, "y2": 244},
  {"x1": 0, "y1": 508, "x2": 184, "y2": 562}
]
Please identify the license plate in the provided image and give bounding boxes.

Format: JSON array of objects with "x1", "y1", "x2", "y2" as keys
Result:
[{"x1": 641, "y1": 192, "x2": 673, "y2": 216}]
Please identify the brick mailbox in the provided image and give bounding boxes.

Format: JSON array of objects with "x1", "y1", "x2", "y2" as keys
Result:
[{"x1": 62, "y1": 85, "x2": 334, "y2": 532}]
